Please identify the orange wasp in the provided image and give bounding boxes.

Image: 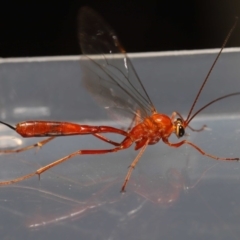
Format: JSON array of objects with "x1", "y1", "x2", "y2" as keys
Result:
[{"x1": 0, "y1": 7, "x2": 239, "y2": 192}]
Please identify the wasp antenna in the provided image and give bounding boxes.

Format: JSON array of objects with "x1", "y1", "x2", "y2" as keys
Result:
[
  {"x1": 186, "y1": 92, "x2": 240, "y2": 124},
  {"x1": 186, "y1": 17, "x2": 238, "y2": 123},
  {"x1": 0, "y1": 121, "x2": 16, "y2": 131}
]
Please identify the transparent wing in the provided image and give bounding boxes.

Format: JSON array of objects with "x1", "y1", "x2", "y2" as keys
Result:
[{"x1": 78, "y1": 7, "x2": 156, "y2": 126}]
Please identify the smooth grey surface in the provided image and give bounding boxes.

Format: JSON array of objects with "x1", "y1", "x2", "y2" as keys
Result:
[{"x1": 0, "y1": 49, "x2": 240, "y2": 240}]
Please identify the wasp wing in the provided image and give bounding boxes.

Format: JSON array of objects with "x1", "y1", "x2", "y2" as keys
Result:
[{"x1": 78, "y1": 7, "x2": 155, "y2": 126}]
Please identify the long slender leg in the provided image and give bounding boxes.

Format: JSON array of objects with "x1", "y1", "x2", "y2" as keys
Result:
[
  {"x1": 93, "y1": 133, "x2": 121, "y2": 146},
  {"x1": 0, "y1": 148, "x2": 121, "y2": 186},
  {"x1": 162, "y1": 138, "x2": 239, "y2": 161},
  {"x1": 0, "y1": 136, "x2": 135, "y2": 186},
  {"x1": 0, "y1": 137, "x2": 55, "y2": 153},
  {"x1": 121, "y1": 140, "x2": 149, "y2": 192},
  {"x1": 0, "y1": 133, "x2": 122, "y2": 154}
]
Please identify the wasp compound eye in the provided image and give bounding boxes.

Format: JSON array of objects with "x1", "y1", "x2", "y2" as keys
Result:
[
  {"x1": 176, "y1": 124, "x2": 185, "y2": 138},
  {"x1": 178, "y1": 125, "x2": 185, "y2": 137}
]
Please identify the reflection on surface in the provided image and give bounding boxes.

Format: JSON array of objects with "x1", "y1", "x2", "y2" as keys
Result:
[
  {"x1": 27, "y1": 168, "x2": 185, "y2": 228},
  {"x1": 134, "y1": 168, "x2": 184, "y2": 205},
  {"x1": 1, "y1": 167, "x2": 185, "y2": 231}
]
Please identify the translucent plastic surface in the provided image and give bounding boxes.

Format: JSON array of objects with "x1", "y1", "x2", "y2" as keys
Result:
[{"x1": 0, "y1": 49, "x2": 240, "y2": 240}]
